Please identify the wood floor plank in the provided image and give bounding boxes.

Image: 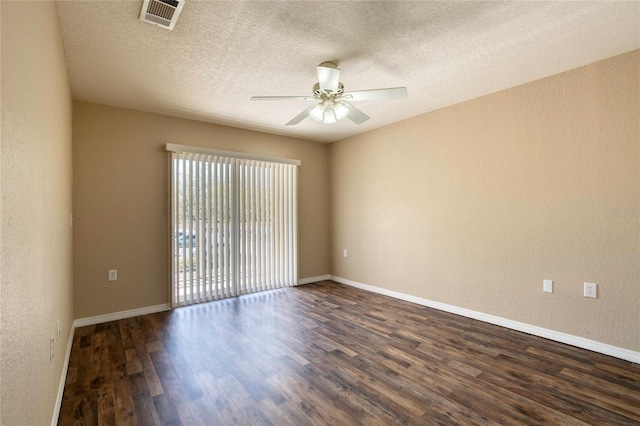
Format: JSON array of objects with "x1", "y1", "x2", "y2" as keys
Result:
[
  {"x1": 96, "y1": 387, "x2": 116, "y2": 425},
  {"x1": 58, "y1": 392, "x2": 97, "y2": 426},
  {"x1": 175, "y1": 400, "x2": 207, "y2": 426},
  {"x1": 255, "y1": 398, "x2": 298, "y2": 426},
  {"x1": 152, "y1": 394, "x2": 182, "y2": 426},
  {"x1": 58, "y1": 281, "x2": 640, "y2": 425},
  {"x1": 265, "y1": 356, "x2": 362, "y2": 425},
  {"x1": 112, "y1": 369, "x2": 139, "y2": 425}
]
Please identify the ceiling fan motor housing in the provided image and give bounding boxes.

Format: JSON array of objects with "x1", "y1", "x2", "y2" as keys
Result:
[{"x1": 313, "y1": 82, "x2": 344, "y2": 98}]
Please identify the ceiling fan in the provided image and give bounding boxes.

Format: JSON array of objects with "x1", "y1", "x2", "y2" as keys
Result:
[{"x1": 251, "y1": 62, "x2": 408, "y2": 126}]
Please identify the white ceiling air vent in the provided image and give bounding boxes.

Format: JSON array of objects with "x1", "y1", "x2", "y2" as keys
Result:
[{"x1": 139, "y1": 0, "x2": 185, "y2": 30}]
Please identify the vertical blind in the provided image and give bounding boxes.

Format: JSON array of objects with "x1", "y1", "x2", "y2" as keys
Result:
[{"x1": 168, "y1": 145, "x2": 299, "y2": 307}]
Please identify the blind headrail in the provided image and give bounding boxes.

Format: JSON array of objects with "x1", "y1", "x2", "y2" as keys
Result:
[{"x1": 165, "y1": 143, "x2": 301, "y2": 166}]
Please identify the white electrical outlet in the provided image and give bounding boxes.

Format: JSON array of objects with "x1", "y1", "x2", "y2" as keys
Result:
[
  {"x1": 584, "y1": 282, "x2": 598, "y2": 299},
  {"x1": 50, "y1": 335, "x2": 55, "y2": 362},
  {"x1": 543, "y1": 279, "x2": 553, "y2": 293},
  {"x1": 343, "y1": 249, "x2": 348, "y2": 258},
  {"x1": 108, "y1": 269, "x2": 118, "y2": 281},
  {"x1": 56, "y1": 320, "x2": 60, "y2": 341}
]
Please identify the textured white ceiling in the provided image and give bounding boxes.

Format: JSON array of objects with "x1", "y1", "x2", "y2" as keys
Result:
[{"x1": 56, "y1": 1, "x2": 640, "y2": 143}]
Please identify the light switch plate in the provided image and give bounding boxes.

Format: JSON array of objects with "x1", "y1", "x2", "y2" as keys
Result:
[
  {"x1": 543, "y1": 279, "x2": 553, "y2": 293},
  {"x1": 108, "y1": 269, "x2": 118, "y2": 282}
]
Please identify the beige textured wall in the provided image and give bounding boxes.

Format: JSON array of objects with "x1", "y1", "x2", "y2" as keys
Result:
[
  {"x1": 73, "y1": 102, "x2": 330, "y2": 318},
  {"x1": 330, "y1": 50, "x2": 639, "y2": 351},
  {"x1": 1, "y1": 2, "x2": 74, "y2": 424}
]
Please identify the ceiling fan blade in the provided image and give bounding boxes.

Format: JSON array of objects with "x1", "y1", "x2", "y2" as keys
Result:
[
  {"x1": 344, "y1": 102, "x2": 370, "y2": 125},
  {"x1": 317, "y1": 62, "x2": 341, "y2": 93},
  {"x1": 285, "y1": 105, "x2": 316, "y2": 126},
  {"x1": 251, "y1": 96, "x2": 316, "y2": 101},
  {"x1": 342, "y1": 87, "x2": 408, "y2": 101}
]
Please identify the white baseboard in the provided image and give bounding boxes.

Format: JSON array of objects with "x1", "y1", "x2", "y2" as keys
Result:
[
  {"x1": 330, "y1": 275, "x2": 640, "y2": 364},
  {"x1": 298, "y1": 274, "x2": 331, "y2": 285},
  {"x1": 51, "y1": 322, "x2": 76, "y2": 426},
  {"x1": 73, "y1": 303, "x2": 171, "y2": 328}
]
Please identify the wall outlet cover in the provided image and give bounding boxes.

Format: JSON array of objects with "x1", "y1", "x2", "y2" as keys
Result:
[{"x1": 584, "y1": 282, "x2": 598, "y2": 299}]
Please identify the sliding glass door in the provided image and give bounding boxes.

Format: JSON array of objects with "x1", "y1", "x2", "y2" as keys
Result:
[{"x1": 169, "y1": 147, "x2": 298, "y2": 307}]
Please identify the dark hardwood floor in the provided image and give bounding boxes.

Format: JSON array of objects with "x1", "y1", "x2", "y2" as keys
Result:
[{"x1": 59, "y1": 280, "x2": 640, "y2": 425}]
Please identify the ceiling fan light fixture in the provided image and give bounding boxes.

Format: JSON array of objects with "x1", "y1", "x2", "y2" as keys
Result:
[
  {"x1": 309, "y1": 103, "x2": 325, "y2": 121},
  {"x1": 334, "y1": 102, "x2": 349, "y2": 120},
  {"x1": 323, "y1": 107, "x2": 337, "y2": 124}
]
